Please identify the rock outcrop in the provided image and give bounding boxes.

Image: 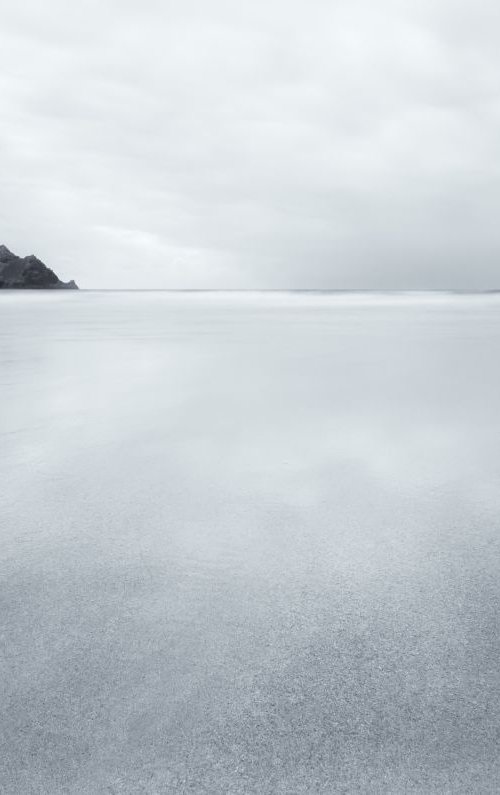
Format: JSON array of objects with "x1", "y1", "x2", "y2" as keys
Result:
[{"x1": 0, "y1": 245, "x2": 78, "y2": 289}]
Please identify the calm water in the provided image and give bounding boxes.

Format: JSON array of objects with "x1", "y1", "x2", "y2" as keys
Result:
[{"x1": 1, "y1": 291, "x2": 499, "y2": 793}]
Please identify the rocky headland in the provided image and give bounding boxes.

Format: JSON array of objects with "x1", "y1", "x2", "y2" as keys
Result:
[{"x1": 0, "y1": 245, "x2": 78, "y2": 289}]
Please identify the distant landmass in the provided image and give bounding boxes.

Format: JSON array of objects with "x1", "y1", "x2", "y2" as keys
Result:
[{"x1": 0, "y1": 245, "x2": 78, "y2": 289}]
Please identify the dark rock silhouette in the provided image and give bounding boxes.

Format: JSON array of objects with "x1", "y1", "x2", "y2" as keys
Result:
[{"x1": 0, "y1": 245, "x2": 78, "y2": 289}]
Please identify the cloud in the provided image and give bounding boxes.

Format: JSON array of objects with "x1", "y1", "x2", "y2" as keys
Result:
[{"x1": 1, "y1": 0, "x2": 499, "y2": 287}]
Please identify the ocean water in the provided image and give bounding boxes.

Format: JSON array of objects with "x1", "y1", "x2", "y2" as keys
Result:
[{"x1": 1, "y1": 290, "x2": 499, "y2": 793}]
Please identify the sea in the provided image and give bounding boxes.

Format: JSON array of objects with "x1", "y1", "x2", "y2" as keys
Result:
[{"x1": 1, "y1": 290, "x2": 499, "y2": 793}]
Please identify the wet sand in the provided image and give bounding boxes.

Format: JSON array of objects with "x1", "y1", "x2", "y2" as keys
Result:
[{"x1": 1, "y1": 291, "x2": 499, "y2": 792}]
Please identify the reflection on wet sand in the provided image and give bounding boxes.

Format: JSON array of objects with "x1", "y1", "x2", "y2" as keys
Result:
[{"x1": 1, "y1": 291, "x2": 499, "y2": 792}]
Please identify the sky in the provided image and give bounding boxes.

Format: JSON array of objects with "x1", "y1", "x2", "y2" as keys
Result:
[{"x1": 1, "y1": 0, "x2": 500, "y2": 289}]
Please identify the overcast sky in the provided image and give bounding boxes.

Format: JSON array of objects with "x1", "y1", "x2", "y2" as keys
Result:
[{"x1": 1, "y1": 0, "x2": 499, "y2": 288}]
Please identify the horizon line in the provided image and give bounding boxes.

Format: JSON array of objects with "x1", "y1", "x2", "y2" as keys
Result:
[{"x1": 74, "y1": 287, "x2": 500, "y2": 293}]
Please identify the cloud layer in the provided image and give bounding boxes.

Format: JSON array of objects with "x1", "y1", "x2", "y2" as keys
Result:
[{"x1": 1, "y1": 0, "x2": 500, "y2": 287}]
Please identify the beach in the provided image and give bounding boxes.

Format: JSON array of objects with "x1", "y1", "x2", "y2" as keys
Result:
[{"x1": 1, "y1": 290, "x2": 499, "y2": 793}]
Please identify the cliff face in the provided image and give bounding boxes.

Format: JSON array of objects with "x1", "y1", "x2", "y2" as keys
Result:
[{"x1": 0, "y1": 245, "x2": 78, "y2": 289}]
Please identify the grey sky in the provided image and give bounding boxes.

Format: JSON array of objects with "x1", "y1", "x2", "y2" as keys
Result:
[{"x1": 1, "y1": 0, "x2": 499, "y2": 288}]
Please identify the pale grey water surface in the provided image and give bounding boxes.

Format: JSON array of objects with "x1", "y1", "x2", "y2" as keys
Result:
[{"x1": 1, "y1": 291, "x2": 499, "y2": 793}]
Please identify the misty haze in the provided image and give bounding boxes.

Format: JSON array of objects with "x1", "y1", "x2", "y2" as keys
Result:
[
  {"x1": 2, "y1": 0, "x2": 500, "y2": 290},
  {"x1": 2, "y1": 0, "x2": 500, "y2": 791}
]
